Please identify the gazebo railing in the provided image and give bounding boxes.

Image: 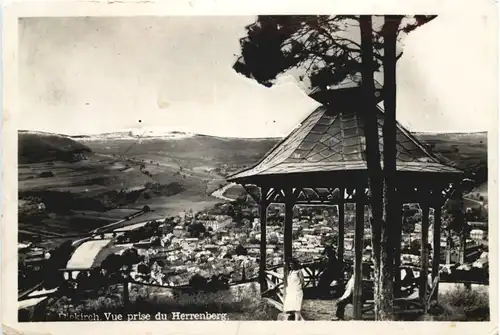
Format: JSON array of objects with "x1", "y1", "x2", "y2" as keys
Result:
[
  {"x1": 261, "y1": 260, "x2": 453, "y2": 318},
  {"x1": 262, "y1": 270, "x2": 285, "y2": 310},
  {"x1": 261, "y1": 261, "x2": 332, "y2": 312},
  {"x1": 266, "y1": 261, "x2": 331, "y2": 288}
]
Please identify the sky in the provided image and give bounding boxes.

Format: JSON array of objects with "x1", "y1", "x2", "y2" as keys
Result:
[{"x1": 18, "y1": 14, "x2": 497, "y2": 138}]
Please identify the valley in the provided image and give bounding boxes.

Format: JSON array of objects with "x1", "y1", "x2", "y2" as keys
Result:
[{"x1": 17, "y1": 130, "x2": 488, "y2": 245}]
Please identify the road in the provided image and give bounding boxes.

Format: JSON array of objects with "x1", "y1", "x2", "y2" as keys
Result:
[{"x1": 210, "y1": 182, "x2": 237, "y2": 202}]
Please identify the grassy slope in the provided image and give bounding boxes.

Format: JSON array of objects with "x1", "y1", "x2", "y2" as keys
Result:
[
  {"x1": 18, "y1": 131, "x2": 487, "y2": 237},
  {"x1": 17, "y1": 131, "x2": 276, "y2": 238},
  {"x1": 18, "y1": 130, "x2": 92, "y2": 164},
  {"x1": 414, "y1": 132, "x2": 487, "y2": 172},
  {"x1": 81, "y1": 135, "x2": 277, "y2": 173},
  {"x1": 222, "y1": 132, "x2": 489, "y2": 200},
  {"x1": 415, "y1": 132, "x2": 488, "y2": 199}
]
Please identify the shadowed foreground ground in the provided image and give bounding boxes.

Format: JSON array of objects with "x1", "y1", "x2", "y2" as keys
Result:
[
  {"x1": 302, "y1": 298, "x2": 375, "y2": 321},
  {"x1": 301, "y1": 283, "x2": 489, "y2": 321}
]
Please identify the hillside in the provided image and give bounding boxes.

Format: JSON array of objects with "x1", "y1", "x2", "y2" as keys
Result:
[
  {"x1": 17, "y1": 131, "x2": 240, "y2": 239},
  {"x1": 18, "y1": 130, "x2": 92, "y2": 164},
  {"x1": 81, "y1": 131, "x2": 487, "y2": 177},
  {"x1": 20, "y1": 130, "x2": 486, "y2": 174},
  {"x1": 221, "y1": 132, "x2": 488, "y2": 200},
  {"x1": 76, "y1": 130, "x2": 489, "y2": 205},
  {"x1": 79, "y1": 133, "x2": 278, "y2": 176},
  {"x1": 17, "y1": 130, "x2": 487, "y2": 238},
  {"x1": 414, "y1": 132, "x2": 487, "y2": 173}
]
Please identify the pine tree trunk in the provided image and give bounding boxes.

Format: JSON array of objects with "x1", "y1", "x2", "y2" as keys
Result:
[
  {"x1": 359, "y1": 15, "x2": 384, "y2": 320},
  {"x1": 458, "y1": 186, "x2": 467, "y2": 264},
  {"x1": 378, "y1": 15, "x2": 403, "y2": 321}
]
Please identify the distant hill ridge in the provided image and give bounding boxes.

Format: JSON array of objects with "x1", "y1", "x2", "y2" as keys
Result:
[
  {"x1": 413, "y1": 131, "x2": 487, "y2": 136},
  {"x1": 18, "y1": 130, "x2": 487, "y2": 176},
  {"x1": 18, "y1": 130, "x2": 92, "y2": 164},
  {"x1": 22, "y1": 129, "x2": 487, "y2": 141},
  {"x1": 71, "y1": 130, "x2": 281, "y2": 142},
  {"x1": 413, "y1": 131, "x2": 487, "y2": 142}
]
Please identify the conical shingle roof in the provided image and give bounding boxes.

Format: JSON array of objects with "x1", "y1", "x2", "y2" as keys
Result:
[{"x1": 228, "y1": 104, "x2": 461, "y2": 183}]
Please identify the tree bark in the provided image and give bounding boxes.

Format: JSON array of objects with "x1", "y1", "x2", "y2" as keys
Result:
[
  {"x1": 457, "y1": 184, "x2": 467, "y2": 264},
  {"x1": 359, "y1": 15, "x2": 384, "y2": 320},
  {"x1": 379, "y1": 14, "x2": 403, "y2": 321},
  {"x1": 283, "y1": 188, "x2": 294, "y2": 288},
  {"x1": 353, "y1": 192, "x2": 365, "y2": 320},
  {"x1": 432, "y1": 205, "x2": 442, "y2": 301},
  {"x1": 337, "y1": 197, "x2": 345, "y2": 293}
]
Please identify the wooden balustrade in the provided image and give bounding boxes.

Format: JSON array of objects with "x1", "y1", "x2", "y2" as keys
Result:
[{"x1": 260, "y1": 262, "x2": 331, "y2": 312}]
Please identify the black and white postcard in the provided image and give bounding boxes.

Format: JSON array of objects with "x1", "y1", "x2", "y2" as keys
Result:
[{"x1": 2, "y1": 0, "x2": 498, "y2": 334}]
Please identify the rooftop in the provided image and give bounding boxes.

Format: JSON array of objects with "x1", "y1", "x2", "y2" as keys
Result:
[{"x1": 228, "y1": 91, "x2": 461, "y2": 184}]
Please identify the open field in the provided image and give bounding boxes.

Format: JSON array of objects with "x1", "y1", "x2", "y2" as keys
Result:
[
  {"x1": 17, "y1": 137, "x2": 218, "y2": 241},
  {"x1": 17, "y1": 131, "x2": 275, "y2": 243},
  {"x1": 80, "y1": 134, "x2": 277, "y2": 172},
  {"x1": 18, "y1": 130, "x2": 487, "y2": 241},
  {"x1": 222, "y1": 132, "x2": 489, "y2": 200},
  {"x1": 414, "y1": 132, "x2": 487, "y2": 171}
]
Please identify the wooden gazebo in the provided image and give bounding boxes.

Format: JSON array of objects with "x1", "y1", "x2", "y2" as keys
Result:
[{"x1": 227, "y1": 80, "x2": 463, "y2": 319}]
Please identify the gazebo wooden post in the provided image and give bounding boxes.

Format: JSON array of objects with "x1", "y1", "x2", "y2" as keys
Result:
[
  {"x1": 419, "y1": 194, "x2": 430, "y2": 300},
  {"x1": 259, "y1": 186, "x2": 270, "y2": 293},
  {"x1": 446, "y1": 236, "x2": 452, "y2": 264},
  {"x1": 283, "y1": 187, "x2": 294, "y2": 289},
  {"x1": 337, "y1": 187, "x2": 345, "y2": 291},
  {"x1": 353, "y1": 186, "x2": 365, "y2": 320},
  {"x1": 431, "y1": 203, "x2": 442, "y2": 301}
]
